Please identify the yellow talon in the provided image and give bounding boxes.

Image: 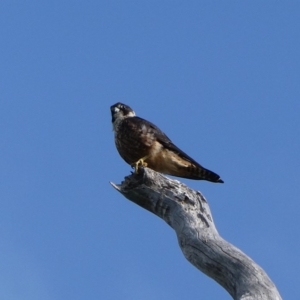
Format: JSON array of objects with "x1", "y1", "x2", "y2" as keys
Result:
[{"x1": 133, "y1": 157, "x2": 148, "y2": 173}]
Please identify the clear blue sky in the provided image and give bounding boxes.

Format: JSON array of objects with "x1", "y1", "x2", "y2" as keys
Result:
[{"x1": 1, "y1": 2, "x2": 299, "y2": 299}]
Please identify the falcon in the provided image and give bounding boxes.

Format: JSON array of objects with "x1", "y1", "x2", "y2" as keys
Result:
[{"x1": 110, "y1": 102, "x2": 224, "y2": 183}]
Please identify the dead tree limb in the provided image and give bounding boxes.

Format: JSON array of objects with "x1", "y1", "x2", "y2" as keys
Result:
[{"x1": 110, "y1": 167, "x2": 281, "y2": 300}]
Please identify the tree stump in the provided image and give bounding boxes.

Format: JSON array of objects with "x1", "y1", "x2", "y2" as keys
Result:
[{"x1": 110, "y1": 167, "x2": 282, "y2": 300}]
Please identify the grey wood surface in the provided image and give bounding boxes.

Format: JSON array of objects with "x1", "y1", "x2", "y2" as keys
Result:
[{"x1": 111, "y1": 167, "x2": 281, "y2": 300}]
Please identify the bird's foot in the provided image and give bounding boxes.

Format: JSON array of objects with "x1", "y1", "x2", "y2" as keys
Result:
[{"x1": 132, "y1": 157, "x2": 148, "y2": 173}]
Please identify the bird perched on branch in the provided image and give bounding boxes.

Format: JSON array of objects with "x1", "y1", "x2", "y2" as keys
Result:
[{"x1": 110, "y1": 102, "x2": 223, "y2": 183}]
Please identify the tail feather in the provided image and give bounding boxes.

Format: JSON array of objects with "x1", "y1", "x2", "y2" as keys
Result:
[
  {"x1": 185, "y1": 164, "x2": 224, "y2": 183},
  {"x1": 198, "y1": 166, "x2": 224, "y2": 183}
]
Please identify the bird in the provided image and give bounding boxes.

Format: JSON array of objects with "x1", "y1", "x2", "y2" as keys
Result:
[{"x1": 110, "y1": 102, "x2": 224, "y2": 183}]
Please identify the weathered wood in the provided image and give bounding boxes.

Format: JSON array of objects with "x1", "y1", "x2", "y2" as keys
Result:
[{"x1": 110, "y1": 167, "x2": 282, "y2": 300}]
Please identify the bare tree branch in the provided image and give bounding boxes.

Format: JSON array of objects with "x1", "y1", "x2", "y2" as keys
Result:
[{"x1": 110, "y1": 167, "x2": 281, "y2": 300}]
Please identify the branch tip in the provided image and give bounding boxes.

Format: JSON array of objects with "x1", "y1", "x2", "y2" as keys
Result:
[{"x1": 109, "y1": 181, "x2": 122, "y2": 192}]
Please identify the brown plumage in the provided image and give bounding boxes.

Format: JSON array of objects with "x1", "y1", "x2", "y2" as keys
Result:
[{"x1": 111, "y1": 102, "x2": 224, "y2": 183}]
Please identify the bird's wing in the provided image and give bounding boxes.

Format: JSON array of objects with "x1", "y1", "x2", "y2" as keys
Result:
[{"x1": 132, "y1": 117, "x2": 204, "y2": 168}]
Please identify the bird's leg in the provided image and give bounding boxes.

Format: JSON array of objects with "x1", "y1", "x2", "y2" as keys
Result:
[{"x1": 132, "y1": 156, "x2": 148, "y2": 173}]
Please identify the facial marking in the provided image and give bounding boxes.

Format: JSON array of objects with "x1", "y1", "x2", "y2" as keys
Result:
[{"x1": 127, "y1": 110, "x2": 135, "y2": 117}]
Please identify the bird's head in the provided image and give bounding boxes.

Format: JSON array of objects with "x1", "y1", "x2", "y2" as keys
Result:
[
  {"x1": 110, "y1": 103, "x2": 135, "y2": 124},
  {"x1": 110, "y1": 102, "x2": 136, "y2": 132}
]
